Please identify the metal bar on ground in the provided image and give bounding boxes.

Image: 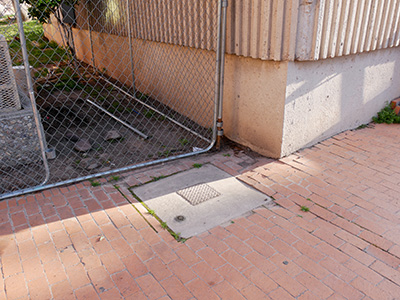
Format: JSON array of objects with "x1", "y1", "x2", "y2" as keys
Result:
[
  {"x1": 99, "y1": 76, "x2": 212, "y2": 143},
  {"x1": 86, "y1": 98, "x2": 149, "y2": 139}
]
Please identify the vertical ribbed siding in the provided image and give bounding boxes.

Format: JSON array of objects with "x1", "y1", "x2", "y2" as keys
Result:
[
  {"x1": 307, "y1": 0, "x2": 400, "y2": 60},
  {"x1": 226, "y1": 0, "x2": 298, "y2": 61},
  {"x1": 74, "y1": 0, "x2": 400, "y2": 62},
  {"x1": 129, "y1": 0, "x2": 217, "y2": 51},
  {"x1": 229, "y1": 0, "x2": 400, "y2": 61},
  {"x1": 75, "y1": 0, "x2": 218, "y2": 51}
]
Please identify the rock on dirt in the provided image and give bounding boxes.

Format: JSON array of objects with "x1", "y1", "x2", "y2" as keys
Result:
[
  {"x1": 87, "y1": 163, "x2": 100, "y2": 170},
  {"x1": 65, "y1": 132, "x2": 80, "y2": 142},
  {"x1": 105, "y1": 130, "x2": 122, "y2": 141},
  {"x1": 74, "y1": 139, "x2": 92, "y2": 152}
]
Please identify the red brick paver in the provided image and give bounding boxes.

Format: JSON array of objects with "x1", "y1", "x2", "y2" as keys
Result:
[{"x1": 1, "y1": 123, "x2": 400, "y2": 299}]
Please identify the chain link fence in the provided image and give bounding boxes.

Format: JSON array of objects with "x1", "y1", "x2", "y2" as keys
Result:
[{"x1": 0, "y1": 0, "x2": 226, "y2": 199}]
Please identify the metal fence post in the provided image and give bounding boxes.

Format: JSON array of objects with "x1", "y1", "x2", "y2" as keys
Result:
[
  {"x1": 215, "y1": 0, "x2": 228, "y2": 150},
  {"x1": 12, "y1": 0, "x2": 50, "y2": 185}
]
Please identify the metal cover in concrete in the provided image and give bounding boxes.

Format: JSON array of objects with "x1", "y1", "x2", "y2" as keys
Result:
[
  {"x1": 132, "y1": 164, "x2": 271, "y2": 238},
  {"x1": 177, "y1": 183, "x2": 221, "y2": 206}
]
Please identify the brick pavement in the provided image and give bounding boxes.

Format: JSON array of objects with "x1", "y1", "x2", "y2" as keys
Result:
[{"x1": 1, "y1": 123, "x2": 400, "y2": 299}]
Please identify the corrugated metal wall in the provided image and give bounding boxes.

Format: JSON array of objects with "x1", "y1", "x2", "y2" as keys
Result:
[
  {"x1": 228, "y1": 0, "x2": 400, "y2": 61},
  {"x1": 75, "y1": 0, "x2": 218, "y2": 51},
  {"x1": 75, "y1": 0, "x2": 400, "y2": 61},
  {"x1": 225, "y1": 0, "x2": 299, "y2": 61},
  {"x1": 300, "y1": 0, "x2": 400, "y2": 60}
]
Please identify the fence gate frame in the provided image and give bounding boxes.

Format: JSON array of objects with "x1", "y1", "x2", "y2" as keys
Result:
[{"x1": 0, "y1": 0, "x2": 228, "y2": 200}]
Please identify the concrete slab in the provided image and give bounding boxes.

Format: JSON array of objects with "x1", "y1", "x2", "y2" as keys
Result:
[{"x1": 132, "y1": 164, "x2": 271, "y2": 238}]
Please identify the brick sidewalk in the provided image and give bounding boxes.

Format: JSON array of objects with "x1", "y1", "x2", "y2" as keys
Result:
[{"x1": 1, "y1": 123, "x2": 400, "y2": 299}]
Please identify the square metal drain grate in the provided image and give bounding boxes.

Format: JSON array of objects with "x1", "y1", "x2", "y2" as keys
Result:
[{"x1": 177, "y1": 183, "x2": 221, "y2": 206}]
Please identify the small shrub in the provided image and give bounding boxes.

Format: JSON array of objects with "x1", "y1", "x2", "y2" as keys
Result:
[{"x1": 373, "y1": 104, "x2": 400, "y2": 124}]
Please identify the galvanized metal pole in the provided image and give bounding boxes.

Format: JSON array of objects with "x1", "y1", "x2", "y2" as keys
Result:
[
  {"x1": 12, "y1": 0, "x2": 50, "y2": 184},
  {"x1": 216, "y1": 0, "x2": 228, "y2": 150},
  {"x1": 214, "y1": 0, "x2": 223, "y2": 146},
  {"x1": 219, "y1": 0, "x2": 228, "y2": 120}
]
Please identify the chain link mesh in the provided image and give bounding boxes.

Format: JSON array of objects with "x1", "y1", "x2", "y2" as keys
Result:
[{"x1": 0, "y1": 0, "x2": 220, "y2": 197}]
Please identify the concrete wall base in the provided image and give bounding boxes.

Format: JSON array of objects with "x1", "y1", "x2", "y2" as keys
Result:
[{"x1": 282, "y1": 47, "x2": 400, "y2": 157}]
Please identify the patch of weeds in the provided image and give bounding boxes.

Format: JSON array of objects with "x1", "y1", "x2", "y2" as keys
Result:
[
  {"x1": 108, "y1": 137, "x2": 125, "y2": 144},
  {"x1": 297, "y1": 214, "x2": 303, "y2": 218},
  {"x1": 148, "y1": 209, "x2": 155, "y2": 216},
  {"x1": 193, "y1": 163, "x2": 202, "y2": 168},
  {"x1": 151, "y1": 175, "x2": 166, "y2": 182},
  {"x1": 34, "y1": 68, "x2": 49, "y2": 78},
  {"x1": 136, "y1": 91, "x2": 150, "y2": 101},
  {"x1": 231, "y1": 221, "x2": 235, "y2": 224},
  {"x1": 373, "y1": 104, "x2": 400, "y2": 124},
  {"x1": 158, "y1": 115, "x2": 166, "y2": 121},
  {"x1": 114, "y1": 185, "x2": 120, "y2": 189},
  {"x1": 179, "y1": 138, "x2": 189, "y2": 146},
  {"x1": 90, "y1": 180, "x2": 101, "y2": 187},
  {"x1": 3, "y1": 21, "x2": 71, "y2": 68},
  {"x1": 356, "y1": 124, "x2": 368, "y2": 130},
  {"x1": 307, "y1": 198, "x2": 311, "y2": 201},
  {"x1": 223, "y1": 153, "x2": 231, "y2": 157},
  {"x1": 144, "y1": 109, "x2": 155, "y2": 119},
  {"x1": 157, "y1": 150, "x2": 171, "y2": 157},
  {"x1": 74, "y1": 159, "x2": 81, "y2": 165},
  {"x1": 54, "y1": 78, "x2": 81, "y2": 92},
  {"x1": 111, "y1": 175, "x2": 120, "y2": 181},
  {"x1": 300, "y1": 205, "x2": 310, "y2": 212},
  {"x1": 160, "y1": 221, "x2": 168, "y2": 229},
  {"x1": 171, "y1": 231, "x2": 187, "y2": 242}
]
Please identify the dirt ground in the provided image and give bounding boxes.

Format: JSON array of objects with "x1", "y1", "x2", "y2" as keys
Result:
[{"x1": 1, "y1": 71, "x2": 212, "y2": 194}]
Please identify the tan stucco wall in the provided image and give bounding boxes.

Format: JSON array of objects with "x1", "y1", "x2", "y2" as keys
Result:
[
  {"x1": 282, "y1": 47, "x2": 400, "y2": 156},
  {"x1": 223, "y1": 56, "x2": 287, "y2": 158},
  {"x1": 44, "y1": 24, "x2": 216, "y2": 128}
]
